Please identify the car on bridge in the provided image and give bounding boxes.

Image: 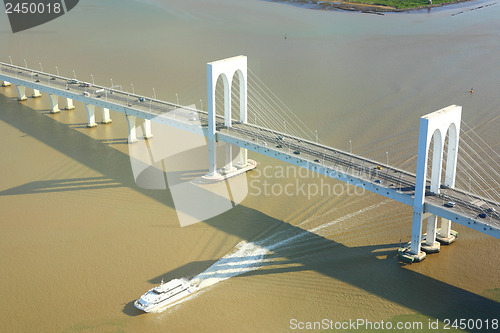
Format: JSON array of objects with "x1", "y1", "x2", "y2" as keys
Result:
[
  {"x1": 478, "y1": 213, "x2": 487, "y2": 218},
  {"x1": 95, "y1": 89, "x2": 105, "y2": 97},
  {"x1": 68, "y1": 79, "x2": 78, "y2": 84},
  {"x1": 138, "y1": 97, "x2": 145, "y2": 102},
  {"x1": 293, "y1": 150, "x2": 300, "y2": 155},
  {"x1": 444, "y1": 201, "x2": 456, "y2": 208}
]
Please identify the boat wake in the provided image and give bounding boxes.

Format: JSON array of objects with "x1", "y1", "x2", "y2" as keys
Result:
[
  {"x1": 153, "y1": 200, "x2": 389, "y2": 313},
  {"x1": 191, "y1": 240, "x2": 271, "y2": 289}
]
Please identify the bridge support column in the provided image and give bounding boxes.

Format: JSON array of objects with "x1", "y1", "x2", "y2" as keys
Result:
[
  {"x1": 223, "y1": 144, "x2": 236, "y2": 174},
  {"x1": 2, "y1": 81, "x2": 11, "y2": 87},
  {"x1": 237, "y1": 148, "x2": 248, "y2": 168},
  {"x1": 126, "y1": 115, "x2": 138, "y2": 143},
  {"x1": 48, "y1": 94, "x2": 60, "y2": 113},
  {"x1": 143, "y1": 119, "x2": 153, "y2": 139},
  {"x1": 437, "y1": 218, "x2": 456, "y2": 244},
  {"x1": 65, "y1": 98, "x2": 75, "y2": 110},
  {"x1": 32, "y1": 89, "x2": 42, "y2": 98},
  {"x1": 16, "y1": 85, "x2": 27, "y2": 101},
  {"x1": 101, "y1": 108, "x2": 112, "y2": 124},
  {"x1": 237, "y1": 73, "x2": 248, "y2": 168},
  {"x1": 84, "y1": 104, "x2": 97, "y2": 127},
  {"x1": 421, "y1": 215, "x2": 440, "y2": 253}
]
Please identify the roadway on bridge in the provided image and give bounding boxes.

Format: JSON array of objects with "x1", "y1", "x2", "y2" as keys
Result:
[{"x1": 221, "y1": 123, "x2": 500, "y2": 230}]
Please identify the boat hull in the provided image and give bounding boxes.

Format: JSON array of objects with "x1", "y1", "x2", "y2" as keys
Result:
[{"x1": 134, "y1": 283, "x2": 197, "y2": 313}]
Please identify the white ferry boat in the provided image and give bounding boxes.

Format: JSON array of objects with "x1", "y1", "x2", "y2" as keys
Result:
[{"x1": 134, "y1": 278, "x2": 198, "y2": 313}]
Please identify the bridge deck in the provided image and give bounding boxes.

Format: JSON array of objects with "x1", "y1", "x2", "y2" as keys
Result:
[{"x1": 1, "y1": 62, "x2": 499, "y2": 239}]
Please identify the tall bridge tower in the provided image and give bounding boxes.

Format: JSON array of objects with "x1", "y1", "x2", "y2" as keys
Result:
[
  {"x1": 206, "y1": 55, "x2": 249, "y2": 179},
  {"x1": 409, "y1": 105, "x2": 462, "y2": 261}
]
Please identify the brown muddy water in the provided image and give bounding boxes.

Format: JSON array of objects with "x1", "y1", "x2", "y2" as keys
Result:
[{"x1": 0, "y1": 0, "x2": 499, "y2": 332}]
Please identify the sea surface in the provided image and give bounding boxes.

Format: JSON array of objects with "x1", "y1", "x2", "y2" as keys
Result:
[{"x1": 0, "y1": 0, "x2": 499, "y2": 332}]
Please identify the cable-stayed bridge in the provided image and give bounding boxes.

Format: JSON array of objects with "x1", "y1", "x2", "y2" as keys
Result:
[{"x1": 1, "y1": 56, "x2": 498, "y2": 262}]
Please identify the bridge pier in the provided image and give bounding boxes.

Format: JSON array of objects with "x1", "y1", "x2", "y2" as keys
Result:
[
  {"x1": 101, "y1": 108, "x2": 112, "y2": 124},
  {"x1": 2, "y1": 81, "x2": 11, "y2": 87},
  {"x1": 143, "y1": 119, "x2": 152, "y2": 139},
  {"x1": 32, "y1": 89, "x2": 42, "y2": 98},
  {"x1": 16, "y1": 85, "x2": 27, "y2": 101},
  {"x1": 437, "y1": 218, "x2": 456, "y2": 244},
  {"x1": 223, "y1": 144, "x2": 236, "y2": 174},
  {"x1": 64, "y1": 98, "x2": 75, "y2": 110},
  {"x1": 421, "y1": 215, "x2": 440, "y2": 253},
  {"x1": 407, "y1": 105, "x2": 462, "y2": 262},
  {"x1": 236, "y1": 148, "x2": 248, "y2": 168},
  {"x1": 84, "y1": 104, "x2": 97, "y2": 127},
  {"x1": 126, "y1": 115, "x2": 138, "y2": 143},
  {"x1": 48, "y1": 94, "x2": 60, "y2": 113}
]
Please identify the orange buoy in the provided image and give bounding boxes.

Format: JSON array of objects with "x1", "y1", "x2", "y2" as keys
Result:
[{"x1": 470, "y1": 88, "x2": 473, "y2": 93}]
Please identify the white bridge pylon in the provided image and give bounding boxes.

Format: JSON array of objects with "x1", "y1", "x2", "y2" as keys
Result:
[
  {"x1": 206, "y1": 55, "x2": 248, "y2": 179},
  {"x1": 409, "y1": 105, "x2": 462, "y2": 260}
]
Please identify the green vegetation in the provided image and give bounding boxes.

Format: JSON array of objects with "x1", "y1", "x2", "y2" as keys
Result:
[
  {"x1": 482, "y1": 288, "x2": 500, "y2": 302},
  {"x1": 347, "y1": 0, "x2": 460, "y2": 9},
  {"x1": 312, "y1": 0, "x2": 467, "y2": 11}
]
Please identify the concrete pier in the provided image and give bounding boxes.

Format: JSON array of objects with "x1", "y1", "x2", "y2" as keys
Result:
[
  {"x1": 143, "y1": 119, "x2": 152, "y2": 139},
  {"x1": 64, "y1": 98, "x2": 75, "y2": 110},
  {"x1": 48, "y1": 94, "x2": 60, "y2": 113},
  {"x1": 126, "y1": 115, "x2": 138, "y2": 143},
  {"x1": 437, "y1": 218, "x2": 457, "y2": 244},
  {"x1": 236, "y1": 148, "x2": 248, "y2": 168},
  {"x1": 202, "y1": 159, "x2": 257, "y2": 182},
  {"x1": 16, "y1": 85, "x2": 27, "y2": 101},
  {"x1": 101, "y1": 108, "x2": 112, "y2": 124},
  {"x1": 421, "y1": 215, "x2": 441, "y2": 253},
  {"x1": 84, "y1": 104, "x2": 97, "y2": 127},
  {"x1": 398, "y1": 245, "x2": 426, "y2": 263},
  {"x1": 223, "y1": 144, "x2": 236, "y2": 174},
  {"x1": 32, "y1": 89, "x2": 42, "y2": 98}
]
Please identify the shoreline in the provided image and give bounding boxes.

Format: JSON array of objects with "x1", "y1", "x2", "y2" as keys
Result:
[{"x1": 274, "y1": 0, "x2": 495, "y2": 14}]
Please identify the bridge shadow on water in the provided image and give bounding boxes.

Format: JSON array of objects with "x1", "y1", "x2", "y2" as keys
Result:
[
  {"x1": 1, "y1": 94, "x2": 498, "y2": 330},
  {"x1": 0, "y1": 176, "x2": 123, "y2": 195}
]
